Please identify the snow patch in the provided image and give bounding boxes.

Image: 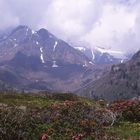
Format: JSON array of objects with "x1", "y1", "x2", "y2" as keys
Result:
[
  {"x1": 83, "y1": 62, "x2": 87, "y2": 67},
  {"x1": 36, "y1": 41, "x2": 39, "y2": 45},
  {"x1": 53, "y1": 41, "x2": 58, "y2": 52},
  {"x1": 89, "y1": 61, "x2": 94, "y2": 65},
  {"x1": 91, "y1": 50, "x2": 95, "y2": 60},
  {"x1": 74, "y1": 47, "x2": 86, "y2": 52},
  {"x1": 40, "y1": 54, "x2": 45, "y2": 63},
  {"x1": 40, "y1": 47, "x2": 43, "y2": 53},
  {"x1": 121, "y1": 60, "x2": 124, "y2": 63},
  {"x1": 31, "y1": 30, "x2": 37, "y2": 35},
  {"x1": 32, "y1": 30, "x2": 35, "y2": 34},
  {"x1": 52, "y1": 61, "x2": 58, "y2": 68},
  {"x1": 40, "y1": 47, "x2": 45, "y2": 63}
]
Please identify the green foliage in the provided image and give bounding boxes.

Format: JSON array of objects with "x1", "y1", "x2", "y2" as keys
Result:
[
  {"x1": 51, "y1": 93, "x2": 78, "y2": 101},
  {"x1": 108, "y1": 122, "x2": 140, "y2": 140}
]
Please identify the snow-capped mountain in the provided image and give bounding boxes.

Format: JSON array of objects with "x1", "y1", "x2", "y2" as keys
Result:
[
  {"x1": 0, "y1": 26, "x2": 94, "y2": 67},
  {"x1": 0, "y1": 25, "x2": 103, "y2": 92},
  {"x1": 0, "y1": 25, "x2": 131, "y2": 93},
  {"x1": 70, "y1": 41, "x2": 128, "y2": 65}
]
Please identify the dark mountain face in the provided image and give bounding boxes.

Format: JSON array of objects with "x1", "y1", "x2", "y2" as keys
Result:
[
  {"x1": 77, "y1": 50, "x2": 140, "y2": 100},
  {"x1": 0, "y1": 25, "x2": 105, "y2": 92}
]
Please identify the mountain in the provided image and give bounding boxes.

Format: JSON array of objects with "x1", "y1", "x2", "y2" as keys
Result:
[
  {"x1": 71, "y1": 41, "x2": 128, "y2": 65},
  {"x1": 77, "y1": 50, "x2": 140, "y2": 100},
  {"x1": 0, "y1": 32, "x2": 7, "y2": 42},
  {"x1": 0, "y1": 25, "x2": 106, "y2": 92},
  {"x1": 0, "y1": 28, "x2": 12, "y2": 42}
]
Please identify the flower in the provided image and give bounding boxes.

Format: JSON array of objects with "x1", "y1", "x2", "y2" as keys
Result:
[{"x1": 41, "y1": 133, "x2": 48, "y2": 140}]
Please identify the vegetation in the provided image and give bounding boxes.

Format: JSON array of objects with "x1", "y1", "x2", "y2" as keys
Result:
[{"x1": 0, "y1": 93, "x2": 140, "y2": 140}]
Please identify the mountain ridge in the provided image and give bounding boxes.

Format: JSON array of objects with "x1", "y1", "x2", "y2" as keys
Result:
[
  {"x1": 0, "y1": 25, "x2": 105, "y2": 92},
  {"x1": 77, "y1": 50, "x2": 140, "y2": 100}
]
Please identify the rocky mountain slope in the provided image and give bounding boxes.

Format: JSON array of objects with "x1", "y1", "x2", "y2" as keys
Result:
[
  {"x1": 77, "y1": 50, "x2": 140, "y2": 100},
  {"x1": 0, "y1": 25, "x2": 106, "y2": 92}
]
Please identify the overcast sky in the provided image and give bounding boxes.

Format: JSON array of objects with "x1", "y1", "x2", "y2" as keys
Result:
[{"x1": 1, "y1": 0, "x2": 140, "y2": 54}]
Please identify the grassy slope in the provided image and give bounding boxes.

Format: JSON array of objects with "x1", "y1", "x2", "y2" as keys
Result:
[
  {"x1": 109, "y1": 122, "x2": 140, "y2": 139},
  {"x1": 0, "y1": 93, "x2": 140, "y2": 140}
]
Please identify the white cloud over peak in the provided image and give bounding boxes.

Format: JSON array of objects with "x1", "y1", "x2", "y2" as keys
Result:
[
  {"x1": 39, "y1": 0, "x2": 102, "y2": 39},
  {"x1": 83, "y1": 3, "x2": 136, "y2": 51}
]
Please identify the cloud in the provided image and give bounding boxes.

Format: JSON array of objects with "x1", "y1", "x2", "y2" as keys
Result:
[
  {"x1": 83, "y1": 2, "x2": 136, "y2": 51},
  {"x1": 39, "y1": 0, "x2": 103, "y2": 40},
  {"x1": 1, "y1": 0, "x2": 140, "y2": 54},
  {"x1": 0, "y1": 0, "x2": 51, "y2": 30},
  {"x1": 0, "y1": 0, "x2": 19, "y2": 30}
]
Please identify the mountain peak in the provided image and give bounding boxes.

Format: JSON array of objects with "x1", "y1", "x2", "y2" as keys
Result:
[{"x1": 37, "y1": 28, "x2": 54, "y2": 40}]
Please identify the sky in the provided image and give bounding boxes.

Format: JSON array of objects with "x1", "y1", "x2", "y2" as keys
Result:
[{"x1": 1, "y1": 0, "x2": 140, "y2": 55}]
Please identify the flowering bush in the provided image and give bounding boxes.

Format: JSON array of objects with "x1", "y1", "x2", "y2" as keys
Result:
[
  {"x1": 110, "y1": 98, "x2": 140, "y2": 122},
  {"x1": 1, "y1": 93, "x2": 139, "y2": 140},
  {"x1": 0, "y1": 98, "x2": 116, "y2": 140}
]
